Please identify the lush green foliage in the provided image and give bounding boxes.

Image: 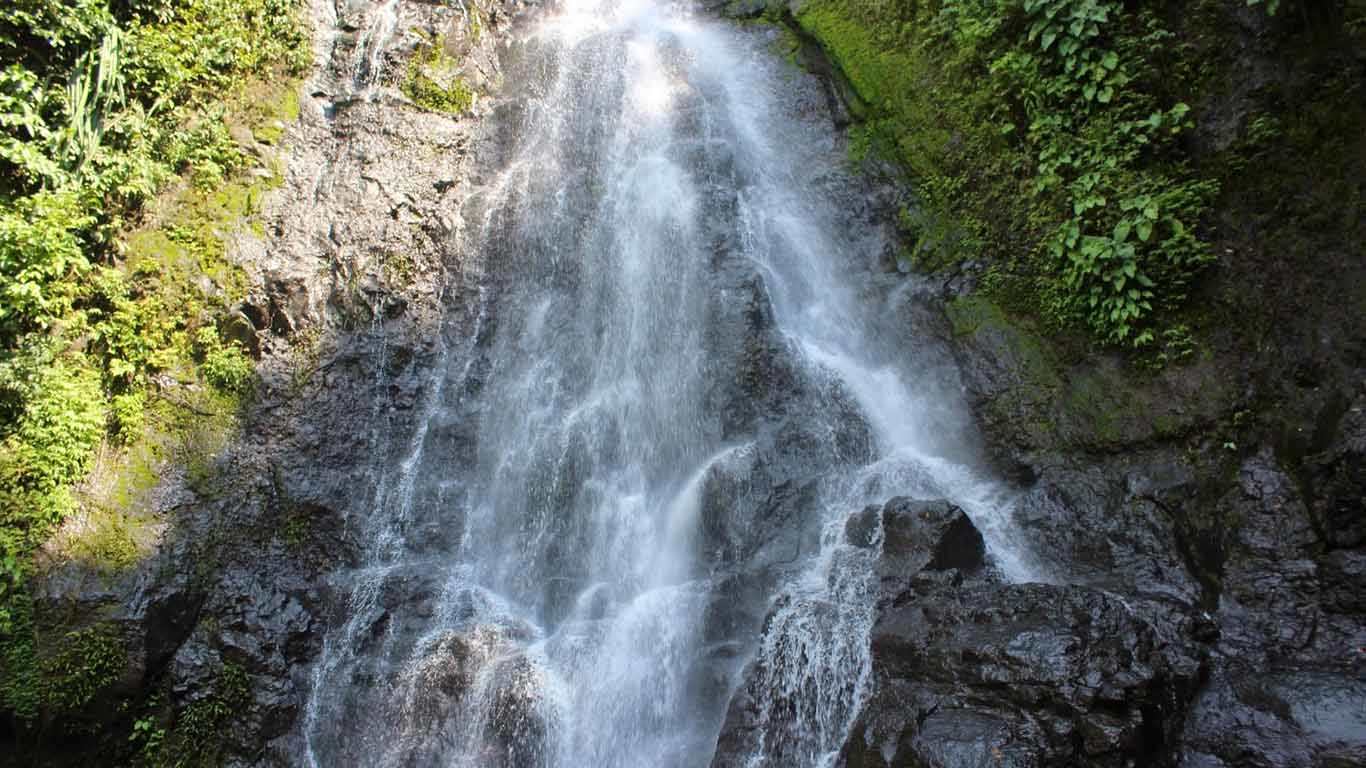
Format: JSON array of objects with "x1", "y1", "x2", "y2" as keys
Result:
[
  {"x1": 0, "y1": 611, "x2": 126, "y2": 720},
  {"x1": 797, "y1": 0, "x2": 1217, "y2": 345},
  {"x1": 0, "y1": 355, "x2": 105, "y2": 556},
  {"x1": 35, "y1": 623, "x2": 128, "y2": 713},
  {"x1": 196, "y1": 326, "x2": 254, "y2": 393},
  {"x1": 153, "y1": 662, "x2": 251, "y2": 766},
  {"x1": 0, "y1": 0, "x2": 307, "y2": 725}
]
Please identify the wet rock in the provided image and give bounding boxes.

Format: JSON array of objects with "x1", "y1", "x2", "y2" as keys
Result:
[
  {"x1": 715, "y1": 498, "x2": 1204, "y2": 768},
  {"x1": 720, "y1": 0, "x2": 770, "y2": 19},
  {"x1": 844, "y1": 503, "x2": 881, "y2": 548},
  {"x1": 846, "y1": 580, "x2": 1203, "y2": 768},
  {"x1": 1008, "y1": 459, "x2": 1204, "y2": 604},
  {"x1": 1175, "y1": 446, "x2": 1366, "y2": 768},
  {"x1": 386, "y1": 625, "x2": 554, "y2": 767},
  {"x1": 220, "y1": 310, "x2": 262, "y2": 356},
  {"x1": 124, "y1": 568, "x2": 207, "y2": 686},
  {"x1": 266, "y1": 275, "x2": 312, "y2": 337},
  {"x1": 846, "y1": 497, "x2": 987, "y2": 579},
  {"x1": 1305, "y1": 396, "x2": 1366, "y2": 550},
  {"x1": 839, "y1": 500, "x2": 1202, "y2": 768},
  {"x1": 880, "y1": 497, "x2": 985, "y2": 575}
]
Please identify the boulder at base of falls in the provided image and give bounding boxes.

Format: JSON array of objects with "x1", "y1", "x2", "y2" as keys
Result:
[
  {"x1": 840, "y1": 498, "x2": 1206, "y2": 768},
  {"x1": 710, "y1": 497, "x2": 1208, "y2": 768},
  {"x1": 843, "y1": 582, "x2": 1206, "y2": 768}
]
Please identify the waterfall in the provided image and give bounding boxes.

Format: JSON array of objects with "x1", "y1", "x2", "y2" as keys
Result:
[{"x1": 300, "y1": 1, "x2": 1025, "y2": 765}]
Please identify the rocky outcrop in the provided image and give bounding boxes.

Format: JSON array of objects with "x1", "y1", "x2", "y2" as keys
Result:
[
  {"x1": 933, "y1": 272, "x2": 1366, "y2": 768},
  {"x1": 846, "y1": 578, "x2": 1204, "y2": 768},
  {"x1": 19, "y1": 2, "x2": 1364, "y2": 766},
  {"x1": 937, "y1": 297, "x2": 1366, "y2": 767},
  {"x1": 1178, "y1": 441, "x2": 1366, "y2": 768},
  {"x1": 698, "y1": 4, "x2": 1360, "y2": 765},
  {"x1": 18, "y1": 0, "x2": 533, "y2": 764},
  {"x1": 713, "y1": 498, "x2": 1208, "y2": 767},
  {"x1": 931, "y1": 288, "x2": 1366, "y2": 768}
]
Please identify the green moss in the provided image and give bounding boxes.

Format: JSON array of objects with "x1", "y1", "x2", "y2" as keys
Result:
[
  {"x1": 382, "y1": 250, "x2": 417, "y2": 290},
  {"x1": 946, "y1": 296, "x2": 1061, "y2": 390},
  {"x1": 281, "y1": 508, "x2": 311, "y2": 549},
  {"x1": 405, "y1": 71, "x2": 475, "y2": 114},
  {"x1": 250, "y1": 84, "x2": 301, "y2": 145},
  {"x1": 402, "y1": 34, "x2": 477, "y2": 115},
  {"x1": 64, "y1": 508, "x2": 142, "y2": 572},
  {"x1": 1062, "y1": 368, "x2": 1127, "y2": 445},
  {"x1": 797, "y1": 0, "x2": 1011, "y2": 272},
  {"x1": 945, "y1": 295, "x2": 1064, "y2": 449},
  {"x1": 467, "y1": 1, "x2": 486, "y2": 43},
  {"x1": 794, "y1": 0, "x2": 1217, "y2": 347},
  {"x1": 771, "y1": 22, "x2": 802, "y2": 66},
  {"x1": 795, "y1": 3, "x2": 905, "y2": 109}
]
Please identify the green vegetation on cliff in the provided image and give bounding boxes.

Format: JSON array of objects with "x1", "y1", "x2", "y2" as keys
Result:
[
  {"x1": 793, "y1": 0, "x2": 1364, "y2": 351},
  {"x1": 403, "y1": 32, "x2": 477, "y2": 114},
  {"x1": 0, "y1": 0, "x2": 309, "y2": 741}
]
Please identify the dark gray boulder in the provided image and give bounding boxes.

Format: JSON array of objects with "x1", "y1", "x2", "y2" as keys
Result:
[
  {"x1": 844, "y1": 579, "x2": 1205, "y2": 768},
  {"x1": 840, "y1": 498, "x2": 1205, "y2": 768},
  {"x1": 713, "y1": 497, "x2": 1207, "y2": 768}
]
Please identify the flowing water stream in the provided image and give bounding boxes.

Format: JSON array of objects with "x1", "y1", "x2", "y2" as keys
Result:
[{"x1": 302, "y1": 1, "x2": 1027, "y2": 765}]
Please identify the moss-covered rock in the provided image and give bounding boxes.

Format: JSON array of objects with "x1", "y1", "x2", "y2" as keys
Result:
[{"x1": 403, "y1": 32, "x2": 478, "y2": 115}]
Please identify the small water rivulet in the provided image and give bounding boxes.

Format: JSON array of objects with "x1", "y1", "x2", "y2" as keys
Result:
[{"x1": 301, "y1": 1, "x2": 1029, "y2": 765}]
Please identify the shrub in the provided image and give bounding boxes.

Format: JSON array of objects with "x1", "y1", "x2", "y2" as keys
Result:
[
  {"x1": 196, "y1": 326, "x2": 254, "y2": 394},
  {"x1": 0, "y1": 190, "x2": 97, "y2": 342},
  {"x1": 0, "y1": 2, "x2": 308, "y2": 700},
  {"x1": 796, "y1": 0, "x2": 1220, "y2": 346},
  {"x1": 402, "y1": 34, "x2": 476, "y2": 114},
  {"x1": 0, "y1": 356, "x2": 105, "y2": 547}
]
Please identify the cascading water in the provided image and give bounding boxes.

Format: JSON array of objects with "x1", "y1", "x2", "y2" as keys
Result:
[
  {"x1": 301, "y1": 1, "x2": 1029, "y2": 766},
  {"x1": 352, "y1": 0, "x2": 401, "y2": 91}
]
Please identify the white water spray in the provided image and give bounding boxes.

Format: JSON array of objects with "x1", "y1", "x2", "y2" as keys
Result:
[{"x1": 300, "y1": 2, "x2": 1029, "y2": 765}]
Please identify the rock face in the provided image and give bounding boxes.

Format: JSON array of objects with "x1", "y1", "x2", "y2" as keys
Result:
[
  {"x1": 714, "y1": 498, "x2": 1208, "y2": 768},
  {"x1": 20, "y1": 1, "x2": 1364, "y2": 766},
  {"x1": 927, "y1": 300, "x2": 1366, "y2": 766},
  {"x1": 936, "y1": 288, "x2": 1366, "y2": 765},
  {"x1": 849, "y1": 581, "x2": 1201, "y2": 768},
  {"x1": 940, "y1": 302, "x2": 1366, "y2": 768},
  {"x1": 20, "y1": 0, "x2": 533, "y2": 764}
]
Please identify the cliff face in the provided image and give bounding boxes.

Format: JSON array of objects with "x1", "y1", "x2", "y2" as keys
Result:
[
  {"x1": 9, "y1": 0, "x2": 1364, "y2": 766},
  {"x1": 6, "y1": 0, "x2": 531, "y2": 763},
  {"x1": 730, "y1": 0, "x2": 1366, "y2": 765}
]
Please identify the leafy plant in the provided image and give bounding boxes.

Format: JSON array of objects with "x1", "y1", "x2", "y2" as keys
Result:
[
  {"x1": 38, "y1": 623, "x2": 127, "y2": 712},
  {"x1": 1, "y1": 2, "x2": 309, "y2": 732},
  {"x1": 196, "y1": 326, "x2": 254, "y2": 394},
  {"x1": 797, "y1": 0, "x2": 1218, "y2": 346},
  {"x1": 130, "y1": 714, "x2": 167, "y2": 758},
  {"x1": 0, "y1": 189, "x2": 96, "y2": 340}
]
